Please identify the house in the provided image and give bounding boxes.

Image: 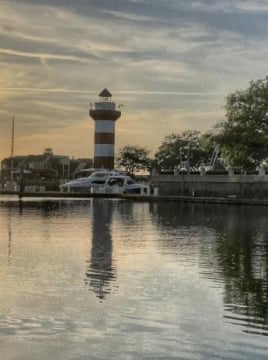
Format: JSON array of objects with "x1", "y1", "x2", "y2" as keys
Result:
[{"x1": 1, "y1": 149, "x2": 93, "y2": 190}]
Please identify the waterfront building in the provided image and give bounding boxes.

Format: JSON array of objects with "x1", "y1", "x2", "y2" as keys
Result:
[
  {"x1": 89, "y1": 89, "x2": 121, "y2": 169},
  {"x1": 0, "y1": 149, "x2": 93, "y2": 183}
]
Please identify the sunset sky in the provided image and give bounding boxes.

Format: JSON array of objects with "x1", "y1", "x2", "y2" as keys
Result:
[{"x1": 1, "y1": 0, "x2": 268, "y2": 161}]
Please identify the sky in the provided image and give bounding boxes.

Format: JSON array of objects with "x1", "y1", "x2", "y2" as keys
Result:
[{"x1": 1, "y1": 0, "x2": 268, "y2": 161}]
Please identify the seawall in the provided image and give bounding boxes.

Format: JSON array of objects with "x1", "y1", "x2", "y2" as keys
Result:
[
  {"x1": 2, "y1": 174, "x2": 268, "y2": 206},
  {"x1": 150, "y1": 174, "x2": 268, "y2": 199}
]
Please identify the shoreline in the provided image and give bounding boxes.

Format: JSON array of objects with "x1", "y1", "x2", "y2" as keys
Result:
[{"x1": 1, "y1": 191, "x2": 268, "y2": 206}]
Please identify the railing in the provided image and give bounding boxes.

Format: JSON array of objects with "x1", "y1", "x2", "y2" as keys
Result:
[
  {"x1": 90, "y1": 102, "x2": 115, "y2": 110},
  {"x1": 89, "y1": 102, "x2": 121, "y2": 111}
]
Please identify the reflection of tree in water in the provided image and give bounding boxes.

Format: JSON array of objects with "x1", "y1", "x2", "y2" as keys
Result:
[
  {"x1": 150, "y1": 202, "x2": 268, "y2": 335},
  {"x1": 85, "y1": 199, "x2": 116, "y2": 300},
  {"x1": 215, "y1": 224, "x2": 268, "y2": 335}
]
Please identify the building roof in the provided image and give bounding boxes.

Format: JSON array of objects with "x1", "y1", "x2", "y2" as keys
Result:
[{"x1": 99, "y1": 88, "x2": 112, "y2": 98}]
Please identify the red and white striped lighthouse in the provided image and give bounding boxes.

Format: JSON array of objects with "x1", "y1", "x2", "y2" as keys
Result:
[{"x1": 89, "y1": 89, "x2": 121, "y2": 169}]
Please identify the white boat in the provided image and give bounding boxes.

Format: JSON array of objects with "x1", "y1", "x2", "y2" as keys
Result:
[
  {"x1": 60, "y1": 169, "x2": 125, "y2": 192},
  {"x1": 91, "y1": 174, "x2": 149, "y2": 195}
]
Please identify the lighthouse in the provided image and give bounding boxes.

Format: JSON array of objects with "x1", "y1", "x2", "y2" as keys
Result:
[{"x1": 89, "y1": 88, "x2": 121, "y2": 169}]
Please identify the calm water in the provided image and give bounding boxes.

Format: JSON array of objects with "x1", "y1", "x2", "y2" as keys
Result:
[{"x1": 0, "y1": 195, "x2": 267, "y2": 360}]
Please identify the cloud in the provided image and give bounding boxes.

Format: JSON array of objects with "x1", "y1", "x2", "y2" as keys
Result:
[
  {"x1": 235, "y1": 1, "x2": 268, "y2": 12},
  {"x1": 117, "y1": 107, "x2": 223, "y2": 154},
  {"x1": 0, "y1": 0, "x2": 268, "y2": 161},
  {"x1": 0, "y1": 48, "x2": 90, "y2": 63}
]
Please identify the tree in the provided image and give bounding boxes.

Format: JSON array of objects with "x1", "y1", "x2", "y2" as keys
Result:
[
  {"x1": 154, "y1": 130, "x2": 211, "y2": 171},
  {"x1": 116, "y1": 145, "x2": 151, "y2": 175},
  {"x1": 212, "y1": 76, "x2": 268, "y2": 170}
]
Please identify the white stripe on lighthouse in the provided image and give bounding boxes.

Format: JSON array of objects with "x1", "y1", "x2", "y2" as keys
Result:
[
  {"x1": 94, "y1": 144, "x2": 115, "y2": 157},
  {"x1": 95, "y1": 121, "x2": 115, "y2": 133}
]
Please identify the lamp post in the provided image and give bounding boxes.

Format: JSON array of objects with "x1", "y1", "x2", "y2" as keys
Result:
[{"x1": 180, "y1": 145, "x2": 190, "y2": 174}]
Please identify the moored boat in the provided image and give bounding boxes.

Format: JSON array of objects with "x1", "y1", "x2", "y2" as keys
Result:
[
  {"x1": 91, "y1": 174, "x2": 149, "y2": 195},
  {"x1": 60, "y1": 169, "x2": 125, "y2": 192}
]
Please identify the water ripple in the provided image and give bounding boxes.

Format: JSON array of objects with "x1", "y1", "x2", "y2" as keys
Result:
[
  {"x1": 224, "y1": 305, "x2": 268, "y2": 337},
  {"x1": 0, "y1": 315, "x2": 75, "y2": 337}
]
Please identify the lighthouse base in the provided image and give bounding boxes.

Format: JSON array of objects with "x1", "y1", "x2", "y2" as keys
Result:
[{"x1": 94, "y1": 156, "x2": 114, "y2": 169}]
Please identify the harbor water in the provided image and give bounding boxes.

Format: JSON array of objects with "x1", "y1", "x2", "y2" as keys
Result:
[{"x1": 0, "y1": 195, "x2": 267, "y2": 359}]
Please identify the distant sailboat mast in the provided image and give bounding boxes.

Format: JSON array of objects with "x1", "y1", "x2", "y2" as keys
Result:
[{"x1": 10, "y1": 115, "x2": 14, "y2": 182}]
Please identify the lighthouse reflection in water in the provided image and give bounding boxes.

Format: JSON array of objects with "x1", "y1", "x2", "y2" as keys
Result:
[
  {"x1": 85, "y1": 199, "x2": 115, "y2": 299},
  {"x1": 0, "y1": 196, "x2": 268, "y2": 360}
]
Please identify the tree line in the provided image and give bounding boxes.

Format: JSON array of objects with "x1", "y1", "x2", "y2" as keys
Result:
[{"x1": 117, "y1": 76, "x2": 268, "y2": 175}]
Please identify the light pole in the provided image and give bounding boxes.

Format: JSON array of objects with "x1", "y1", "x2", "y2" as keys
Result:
[{"x1": 180, "y1": 145, "x2": 190, "y2": 174}]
